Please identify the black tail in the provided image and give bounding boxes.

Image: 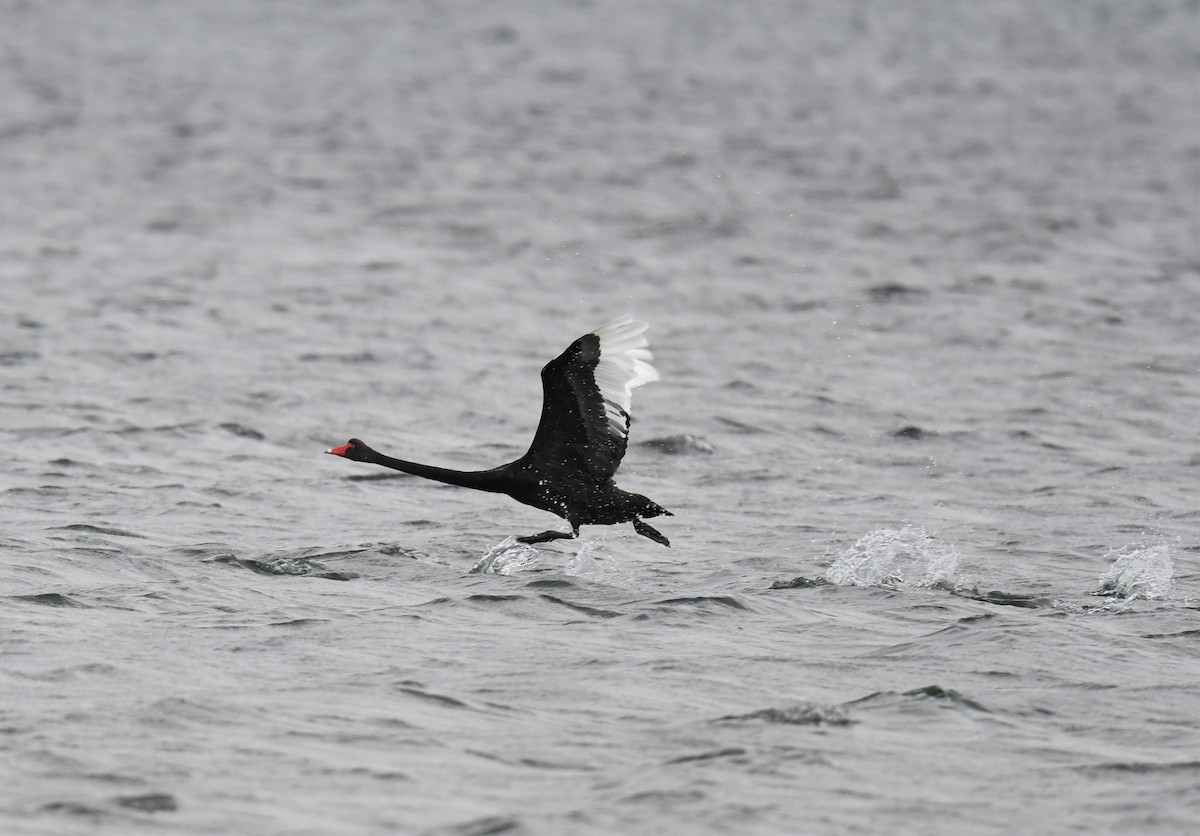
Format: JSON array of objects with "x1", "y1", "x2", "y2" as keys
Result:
[{"x1": 641, "y1": 500, "x2": 672, "y2": 519}]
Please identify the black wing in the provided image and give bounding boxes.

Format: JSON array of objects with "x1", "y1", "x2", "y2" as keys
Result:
[
  {"x1": 520, "y1": 333, "x2": 627, "y2": 479},
  {"x1": 519, "y1": 317, "x2": 660, "y2": 480}
]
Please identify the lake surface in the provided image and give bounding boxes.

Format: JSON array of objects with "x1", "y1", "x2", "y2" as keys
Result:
[{"x1": 2, "y1": 1, "x2": 1198, "y2": 833}]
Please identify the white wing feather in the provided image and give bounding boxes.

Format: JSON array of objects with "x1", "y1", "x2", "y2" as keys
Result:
[{"x1": 590, "y1": 315, "x2": 660, "y2": 439}]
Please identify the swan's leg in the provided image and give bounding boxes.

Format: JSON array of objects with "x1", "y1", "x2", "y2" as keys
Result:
[
  {"x1": 633, "y1": 519, "x2": 670, "y2": 547},
  {"x1": 517, "y1": 529, "x2": 577, "y2": 545}
]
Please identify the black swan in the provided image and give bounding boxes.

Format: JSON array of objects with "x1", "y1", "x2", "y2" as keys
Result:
[{"x1": 326, "y1": 316, "x2": 672, "y2": 546}]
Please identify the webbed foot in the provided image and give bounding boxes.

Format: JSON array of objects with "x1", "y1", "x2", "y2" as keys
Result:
[{"x1": 633, "y1": 519, "x2": 670, "y2": 547}]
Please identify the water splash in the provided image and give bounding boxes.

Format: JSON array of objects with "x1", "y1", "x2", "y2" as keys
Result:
[
  {"x1": 565, "y1": 538, "x2": 637, "y2": 585},
  {"x1": 825, "y1": 525, "x2": 959, "y2": 590},
  {"x1": 469, "y1": 536, "x2": 633, "y2": 583},
  {"x1": 1097, "y1": 542, "x2": 1174, "y2": 600},
  {"x1": 469, "y1": 537, "x2": 543, "y2": 575},
  {"x1": 566, "y1": 538, "x2": 606, "y2": 581}
]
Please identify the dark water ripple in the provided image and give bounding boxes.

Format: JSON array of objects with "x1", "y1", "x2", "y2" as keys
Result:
[
  {"x1": 12, "y1": 593, "x2": 90, "y2": 609},
  {"x1": 713, "y1": 703, "x2": 854, "y2": 727},
  {"x1": 50, "y1": 524, "x2": 146, "y2": 539},
  {"x1": 114, "y1": 792, "x2": 178, "y2": 813},
  {"x1": 652, "y1": 595, "x2": 751, "y2": 612},
  {"x1": 211, "y1": 553, "x2": 358, "y2": 581},
  {"x1": 538, "y1": 594, "x2": 623, "y2": 620}
]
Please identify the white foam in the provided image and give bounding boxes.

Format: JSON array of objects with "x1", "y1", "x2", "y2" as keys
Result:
[
  {"x1": 1098, "y1": 542, "x2": 1175, "y2": 600},
  {"x1": 825, "y1": 525, "x2": 960, "y2": 590},
  {"x1": 469, "y1": 536, "x2": 543, "y2": 574}
]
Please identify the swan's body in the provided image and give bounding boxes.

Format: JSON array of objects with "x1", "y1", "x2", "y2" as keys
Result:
[{"x1": 326, "y1": 316, "x2": 672, "y2": 546}]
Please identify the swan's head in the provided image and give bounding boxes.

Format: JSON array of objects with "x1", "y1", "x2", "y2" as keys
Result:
[{"x1": 325, "y1": 438, "x2": 372, "y2": 461}]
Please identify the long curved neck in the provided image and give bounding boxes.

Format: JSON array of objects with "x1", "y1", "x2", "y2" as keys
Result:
[{"x1": 363, "y1": 450, "x2": 509, "y2": 493}]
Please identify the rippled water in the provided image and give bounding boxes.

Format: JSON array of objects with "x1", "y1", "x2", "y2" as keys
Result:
[{"x1": 3, "y1": 1, "x2": 1199, "y2": 833}]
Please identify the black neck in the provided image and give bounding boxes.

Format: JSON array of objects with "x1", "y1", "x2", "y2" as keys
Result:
[{"x1": 363, "y1": 450, "x2": 509, "y2": 493}]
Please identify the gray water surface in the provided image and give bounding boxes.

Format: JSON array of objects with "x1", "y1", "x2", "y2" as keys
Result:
[{"x1": 3, "y1": 2, "x2": 1199, "y2": 833}]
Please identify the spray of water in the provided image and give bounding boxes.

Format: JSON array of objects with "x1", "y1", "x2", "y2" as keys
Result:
[
  {"x1": 469, "y1": 536, "x2": 630, "y2": 581},
  {"x1": 1097, "y1": 542, "x2": 1175, "y2": 600},
  {"x1": 825, "y1": 525, "x2": 960, "y2": 590},
  {"x1": 469, "y1": 536, "x2": 542, "y2": 574}
]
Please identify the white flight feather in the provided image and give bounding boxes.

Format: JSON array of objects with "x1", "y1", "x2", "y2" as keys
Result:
[{"x1": 590, "y1": 315, "x2": 660, "y2": 439}]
